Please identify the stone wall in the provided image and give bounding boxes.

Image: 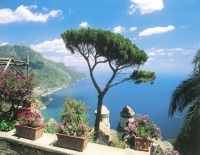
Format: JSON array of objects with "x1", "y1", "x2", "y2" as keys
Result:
[{"x1": 0, "y1": 137, "x2": 68, "y2": 155}]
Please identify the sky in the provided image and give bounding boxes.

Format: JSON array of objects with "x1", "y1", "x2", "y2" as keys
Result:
[{"x1": 0, "y1": 0, "x2": 200, "y2": 75}]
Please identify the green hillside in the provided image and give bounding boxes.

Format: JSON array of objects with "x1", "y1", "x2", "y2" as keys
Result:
[{"x1": 0, "y1": 44, "x2": 86, "y2": 89}]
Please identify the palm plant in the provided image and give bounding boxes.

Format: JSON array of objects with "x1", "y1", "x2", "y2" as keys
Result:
[
  {"x1": 60, "y1": 96, "x2": 89, "y2": 124},
  {"x1": 168, "y1": 49, "x2": 200, "y2": 154}
]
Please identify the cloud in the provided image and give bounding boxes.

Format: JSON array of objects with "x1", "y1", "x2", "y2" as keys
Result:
[
  {"x1": 159, "y1": 52, "x2": 166, "y2": 55},
  {"x1": 44, "y1": 55, "x2": 63, "y2": 62},
  {"x1": 155, "y1": 49, "x2": 164, "y2": 53},
  {"x1": 30, "y1": 38, "x2": 69, "y2": 53},
  {"x1": 113, "y1": 26, "x2": 125, "y2": 33},
  {"x1": 42, "y1": 7, "x2": 48, "y2": 11},
  {"x1": 44, "y1": 53, "x2": 87, "y2": 67},
  {"x1": 130, "y1": 38, "x2": 136, "y2": 41},
  {"x1": 129, "y1": 27, "x2": 137, "y2": 31},
  {"x1": 0, "y1": 42, "x2": 8, "y2": 46},
  {"x1": 79, "y1": 22, "x2": 88, "y2": 27},
  {"x1": 147, "y1": 57, "x2": 155, "y2": 61},
  {"x1": 69, "y1": 8, "x2": 73, "y2": 13},
  {"x1": 179, "y1": 26, "x2": 187, "y2": 28},
  {"x1": 148, "y1": 52, "x2": 156, "y2": 56},
  {"x1": 167, "y1": 48, "x2": 195, "y2": 55},
  {"x1": 129, "y1": 0, "x2": 164, "y2": 14},
  {"x1": 139, "y1": 25, "x2": 175, "y2": 36},
  {"x1": 0, "y1": 5, "x2": 62, "y2": 24}
]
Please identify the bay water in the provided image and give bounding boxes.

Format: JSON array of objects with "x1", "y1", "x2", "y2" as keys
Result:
[{"x1": 42, "y1": 71, "x2": 187, "y2": 140}]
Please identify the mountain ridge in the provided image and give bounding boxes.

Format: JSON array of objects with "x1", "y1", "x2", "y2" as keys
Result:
[{"x1": 0, "y1": 44, "x2": 86, "y2": 92}]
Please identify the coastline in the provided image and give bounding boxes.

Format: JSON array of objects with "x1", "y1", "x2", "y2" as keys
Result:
[
  {"x1": 41, "y1": 87, "x2": 66, "y2": 97},
  {"x1": 40, "y1": 77, "x2": 88, "y2": 97}
]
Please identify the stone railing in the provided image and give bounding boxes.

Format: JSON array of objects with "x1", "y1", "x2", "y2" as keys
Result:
[{"x1": 0, "y1": 129, "x2": 151, "y2": 155}]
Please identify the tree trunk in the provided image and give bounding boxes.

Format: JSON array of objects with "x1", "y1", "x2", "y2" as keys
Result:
[{"x1": 94, "y1": 94, "x2": 104, "y2": 140}]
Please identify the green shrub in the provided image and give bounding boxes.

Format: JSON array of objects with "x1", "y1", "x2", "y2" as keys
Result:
[
  {"x1": 110, "y1": 138, "x2": 126, "y2": 149},
  {"x1": 0, "y1": 115, "x2": 17, "y2": 131},
  {"x1": 60, "y1": 96, "x2": 89, "y2": 124},
  {"x1": 45, "y1": 124, "x2": 56, "y2": 134}
]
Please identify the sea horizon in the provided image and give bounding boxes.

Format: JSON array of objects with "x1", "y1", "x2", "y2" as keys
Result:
[{"x1": 42, "y1": 70, "x2": 188, "y2": 140}]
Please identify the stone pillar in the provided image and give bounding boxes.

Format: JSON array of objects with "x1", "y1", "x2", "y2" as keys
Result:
[{"x1": 117, "y1": 106, "x2": 135, "y2": 140}]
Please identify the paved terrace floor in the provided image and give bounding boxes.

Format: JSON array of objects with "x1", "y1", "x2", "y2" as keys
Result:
[{"x1": 0, "y1": 129, "x2": 151, "y2": 155}]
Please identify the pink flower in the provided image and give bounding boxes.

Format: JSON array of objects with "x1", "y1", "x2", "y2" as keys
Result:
[
  {"x1": 4, "y1": 89, "x2": 10, "y2": 94},
  {"x1": 16, "y1": 75, "x2": 21, "y2": 79},
  {"x1": 61, "y1": 120, "x2": 65, "y2": 125},
  {"x1": 38, "y1": 121, "x2": 43, "y2": 127},
  {"x1": 143, "y1": 120, "x2": 148, "y2": 124},
  {"x1": 21, "y1": 89, "x2": 25, "y2": 94},
  {"x1": 0, "y1": 82, "x2": 3, "y2": 86},
  {"x1": 61, "y1": 125, "x2": 64, "y2": 130}
]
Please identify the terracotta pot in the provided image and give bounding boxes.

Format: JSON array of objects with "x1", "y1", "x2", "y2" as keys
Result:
[
  {"x1": 15, "y1": 124, "x2": 44, "y2": 140},
  {"x1": 56, "y1": 132, "x2": 90, "y2": 152},
  {"x1": 134, "y1": 136, "x2": 149, "y2": 152}
]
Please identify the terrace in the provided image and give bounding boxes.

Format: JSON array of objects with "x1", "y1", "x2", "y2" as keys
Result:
[{"x1": 0, "y1": 129, "x2": 151, "y2": 155}]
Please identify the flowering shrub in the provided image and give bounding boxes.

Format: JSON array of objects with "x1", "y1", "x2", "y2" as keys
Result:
[
  {"x1": 126, "y1": 114, "x2": 162, "y2": 140},
  {"x1": 163, "y1": 148, "x2": 180, "y2": 155},
  {"x1": 17, "y1": 109, "x2": 44, "y2": 128},
  {"x1": 0, "y1": 68, "x2": 37, "y2": 112},
  {"x1": 55, "y1": 120, "x2": 90, "y2": 137}
]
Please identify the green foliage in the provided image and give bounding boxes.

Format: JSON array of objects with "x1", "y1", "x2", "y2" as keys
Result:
[
  {"x1": 169, "y1": 72, "x2": 200, "y2": 116},
  {"x1": 61, "y1": 28, "x2": 148, "y2": 67},
  {"x1": 174, "y1": 102, "x2": 200, "y2": 154},
  {"x1": 45, "y1": 124, "x2": 56, "y2": 134},
  {"x1": 88, "y1": 131, "x2": 95, "y2": 143},
  {"x1": 130, "y1": 70, "x2": 156, "y2": 84},
  {"x1": 168, "y1": 49, "x2": 200, "y2": 154},
  {"x1": 60, "y1": 96, "x2": 89, "y2": 124},
  {"x1": 0, "y1": 115, "x2": 17, "y2": 131},
  {"x1": 109, "y1": 138, "x2": 126, "y2": 149}
]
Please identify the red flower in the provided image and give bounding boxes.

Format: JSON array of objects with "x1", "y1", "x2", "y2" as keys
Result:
[
  {"x1": 17, "y1": 113, "x2": 23, "y2": 118},
  {"x1": 19, "y1": 123, "x2": 24, "y2": 126}
]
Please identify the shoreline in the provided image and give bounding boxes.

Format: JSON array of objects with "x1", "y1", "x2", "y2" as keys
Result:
[
  {"x1": 41, "y1": 87, "x2": 66, "y2": 97},
  {"x1": 41, "y1": 77, "x2": 88, "y2": 97}
]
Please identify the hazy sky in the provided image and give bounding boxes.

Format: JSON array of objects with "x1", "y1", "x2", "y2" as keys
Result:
[{"x1": 0, "y1": 0, "x2": 199, "y2": 75}]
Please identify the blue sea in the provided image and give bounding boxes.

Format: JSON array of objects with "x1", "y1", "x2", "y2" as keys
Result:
[{"x1": 42, "y1": 71, "x2": 188, "y2": 140}]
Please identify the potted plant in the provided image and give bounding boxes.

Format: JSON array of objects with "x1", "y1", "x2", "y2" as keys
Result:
[
  {"x1": 55, "y1": 96, "x2": 91, "y2": 151},
  {"x1": 126, "y1": 114, "x2": 162, "y2": 152},
  {"x1": 15, "y1": 109, "x2": 45, "y2": 140},
  {"x1": 55, "y1": 120, "x2": 91, "y2": 152}
]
